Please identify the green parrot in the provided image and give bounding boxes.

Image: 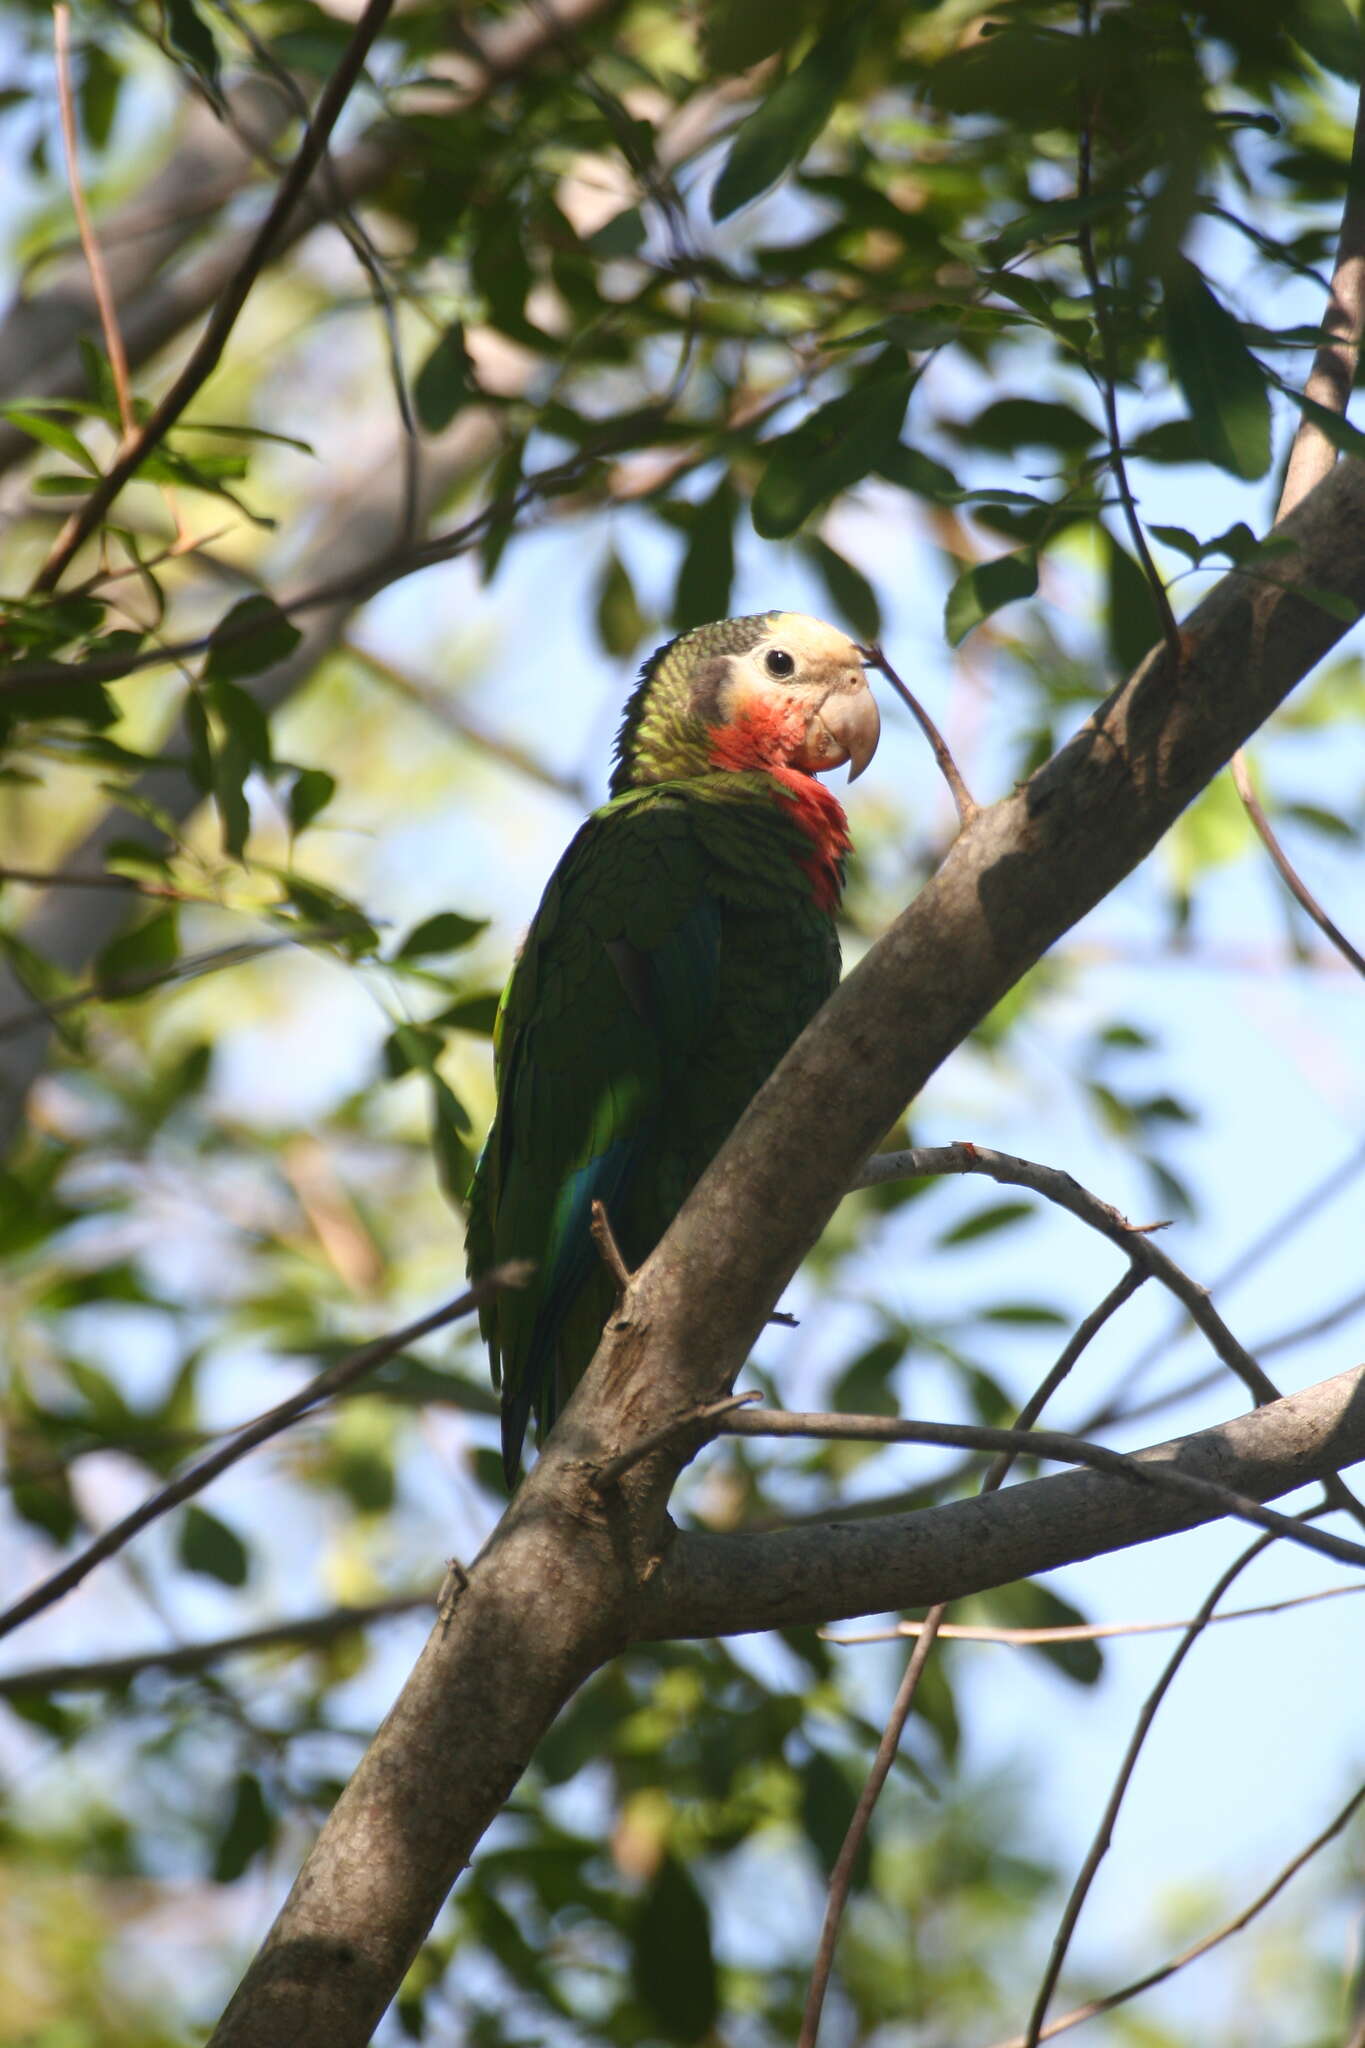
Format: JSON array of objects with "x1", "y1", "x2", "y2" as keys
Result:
[{"x1": 466, "y1": 611, "x2": 880, "y2": 1485}]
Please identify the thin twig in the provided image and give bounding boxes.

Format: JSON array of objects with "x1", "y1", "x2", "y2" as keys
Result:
[
  {"x1": 0, "y1": 1268, "x2": 528, "y2": 1646},
  {"x1": 0, "y1": 864, "x2": 183, "y2": 898},
  {"x1": 854, "y1": 1141, "x2": 1365, "y2": 1532},
  {"x1": 1230, "y1": 752, "x2": 1365, "y2": 977},
  {"x1": 1075, "y1": 0, "x2": 1182, "y2": 665},
  {"x1": 0, "y1": 1593, "x2": 435, "y2": 1697},
  {"x1": 862, "y1": 641, "x2": 978, "y2": 827},
  {"x1": 797, "y1": 1604, "x2": 947, "y2": 2048},
  {"x1": 1019, "y1": 1518, "x2": 1332, "y2": 2048},
  {"x1": 824, "y1": 1578, "x2": 1365, "y2": 1647},
  {"x1": 723, "y1": 1407, "x2": 1365, "y2": 1571},
  {"x1": 0, "y1": 929, "x2": 358, "y2": 1045},
  {"x1": 32, "y1": 0, "x2": 397, "y2": 594},
  {"x1": 798, "y1": 1268, "x2": 1141, "y2": 2045},
  {"x1": 591, "y1": 1391, "x2": 760, "y2": 1491},
  {"x1": 981, "y1": 1265, "x2": 1145, "y2": 1493},
  {"x1": 993, "y1": 1775, "x2": 1365, "y2": 2048},
  {"x1": 53, "y1": 5, "x2": 134, "y2": 437}
]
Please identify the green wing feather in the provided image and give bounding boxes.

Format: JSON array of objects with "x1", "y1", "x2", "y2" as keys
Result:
[{"x1": 467, "y1": 776, "x2": 839, "y2": 1484}]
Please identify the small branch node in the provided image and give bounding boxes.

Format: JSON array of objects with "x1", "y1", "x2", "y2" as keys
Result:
[
  {"x1": 591, "y1": 1391, "x2": 760, "y2": 1493},
  {"x1": 590, "y1": 1198, "x2": 633, "y2": 1299},
  {"x1": 436, "y1": 1558, "x2": 469, "y2": 1625}
]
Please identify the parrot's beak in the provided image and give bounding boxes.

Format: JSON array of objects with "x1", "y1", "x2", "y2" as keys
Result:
[{"x1": 802, "y1": 677, "x2": 881, "y2": 781}]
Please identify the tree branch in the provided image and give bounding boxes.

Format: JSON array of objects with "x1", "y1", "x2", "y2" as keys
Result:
[
  {"x1": 640, "y1": 1369, "x2": 1365, "y2": 1640},
  {"x1": 0, "y1": 1594, "x2": 434, "y2": 1698},
  {"x1": 0, "y1": 1273, "x2": 524, "y2": 1646},
  {"x1": 207, "y1": 459, "x2": 1365, "y2": 2045}
]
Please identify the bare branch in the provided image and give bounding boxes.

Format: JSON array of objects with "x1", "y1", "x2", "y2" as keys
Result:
[
  {"x1": 799, "y1": 1604, "x2": 947, "y2": 2048},
  {"x1": 0, "y1": 1594, "x2": 435, "y2": 1697},
  {"x1": 992, "y1": 1777, "x2": 1365, "y2": 2048},
  {"x1": 0, "y1": 1270, "x2": 526, "y2": 1646},
  {"x1": 1230, "y1": 750, "x2": 1365, "y2": 977},
  {"x1": 723, "y1": 1407, "x2": 1365, "y2": 1574},
  {"x1": 825, "y1": 1577, "x2": 1365, "y2": 1647},
  {"x1": 981, "y1": 1265, "x2": 1145, "y2": 1493}
]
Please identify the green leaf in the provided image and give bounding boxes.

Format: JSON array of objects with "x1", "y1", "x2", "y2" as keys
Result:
[
  {"x1": 212, "y1": 1771, "x2": 273, "y2": 1883},
  {"x1": 631, "y1": 1855, "x2": 718, "y2": 2043},
  {"x1": 206, "y1": 677, "x2": 272, "y2": 768},
  {"x1": 971, "y1": 1581, "x2": 1103, "y2": 1686},
  {"x1": 752, "y1": 359, "x2": 914, "y2": 538},
  {"x1": 183, "y1": 687, "x2": 212, "y2": 792},
  {"x1": 802, "y1": 537, "x2": 881, "y2": 642},
  {"x1": 383, "y1": 1023, "x2": 445, "y2": 1078},
  {"x1": 433, "y1": 990, "x2": 500, "y2": 1036},
  {"x1": 936, "y1": 1199, "x2": 1035, "y2": 1248},
  {"x1": 164, "y1": 0, "x2": 221, "y2": 95},
  {"x1": 584, "y1": 206, "x2": 645, "y2": 257},
  {"x1": 672, "y1": 475, "x2": 736, "y2": 628},
  {"x1": 178, "y1": 1504, "x2": 249, "y2": 1587},
  {"x1": 800, "y1": 1750, "x2": 871, "y2": 1884},
  {"x1": 832, "y1": 1335, "x2": 905, "y2": 1416},
  {"x1": 1281, "y1": 387, "x2": 1365, "y2": 462},
  {"x1": 414, "y1": 321, "x2": 473, "y2": 433},
  {"x1": 79, "y1": 43, "x2": 122, "y2": 150},
  {"x1": 395, "y1": 911, "x2": 488, "y2": 959},
  {"x1": 212, "y1": 729, "x2": 253, "y2": 859},
  {"x1": 943, "y1": 552, "x2": 1038, "y2": 645},
  {"x1": 1162, "y1": 258, "x2": 1271, "y2": 480},
  {"x1": 594, "y1": 550, "x2": 648, "y2": 656},
  {"x1": 94, "y1": 909, "x2": 179, "y2": 996},
  {"x1": 430, "y1": 1076, "x2": 475, "y2": 1206},
  {"x1": 960, "y1": 397, "x2": 1101, "y2": 454},
  {"x1": 287, "y1": 766, "x2": 336, "y2": 835},
  {"x1": 279, "y1": 876, "x2": 378, "y2": 955},
  {"x1": 203, "y1": 595, "x2": 302, "y2": 684},
  {"x1": 1105, "y1": 535, "x2": 1165, "y2": 675},
  {"x1": 0, "y1": 406, "x2": 101, "y2": 474},
  {"x1": 711, "y1": 15, "x2": 864, "y2": 220}
]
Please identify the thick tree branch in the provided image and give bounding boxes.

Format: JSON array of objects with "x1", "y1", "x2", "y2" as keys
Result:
[
  {"x1": 640, "y1": 1368, "x2": 1365, "y2": 1641},
  {"x1": 209, "y1": 462, "x2": 1365, "y2": 2044}
]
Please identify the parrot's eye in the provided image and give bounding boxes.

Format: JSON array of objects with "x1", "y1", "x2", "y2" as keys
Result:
[{"x1": 764, "y1": 648, "x2": 795, "y2": 678}]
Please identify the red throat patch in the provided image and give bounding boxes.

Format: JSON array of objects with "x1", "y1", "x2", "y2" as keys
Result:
[{"x1": 707, "y1": 699, "x2": 850, "y2": 912}]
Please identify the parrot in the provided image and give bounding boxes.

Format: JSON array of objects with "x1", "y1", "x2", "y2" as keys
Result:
[{"x1": 465, "y1": 611, "x2": 880, "y2": 1486}]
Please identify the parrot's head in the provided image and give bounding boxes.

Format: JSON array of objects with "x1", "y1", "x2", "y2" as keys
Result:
[{"x1": 610, "y1": 612, "x2": 880, "y2": 796}]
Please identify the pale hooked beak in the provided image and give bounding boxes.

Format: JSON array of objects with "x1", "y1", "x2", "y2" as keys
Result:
[{"x1": 801, "y1": 678, "x2": 882, "y2": 781}]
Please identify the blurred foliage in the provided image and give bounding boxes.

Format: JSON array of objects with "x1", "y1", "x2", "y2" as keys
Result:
[{"x1": 0, "y1": 0, "x2": 1363, "y2": 2040}]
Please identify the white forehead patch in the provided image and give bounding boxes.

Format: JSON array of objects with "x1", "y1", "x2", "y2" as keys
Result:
[{"x1": 760, "y1": 612, "x2": 863, "y2": 667}]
